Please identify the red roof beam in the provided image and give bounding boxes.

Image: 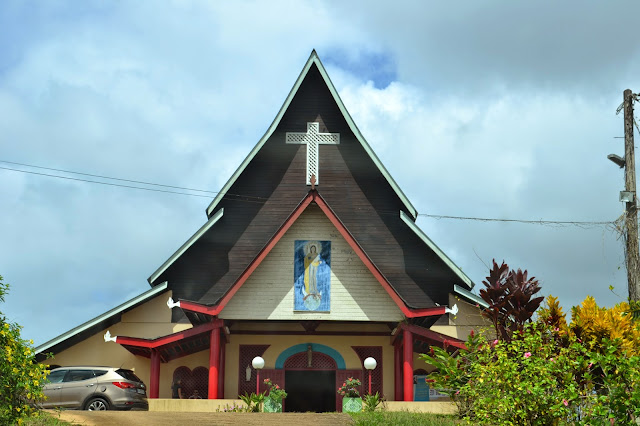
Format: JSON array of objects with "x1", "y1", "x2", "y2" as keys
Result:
[{"x1": 107, "y1": 319, "x2": 223, "y2": 349}]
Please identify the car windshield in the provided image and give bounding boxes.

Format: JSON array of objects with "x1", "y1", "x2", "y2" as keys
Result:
[{"x1": 116, "y1": 369, "x2": 142, "y2": 383}]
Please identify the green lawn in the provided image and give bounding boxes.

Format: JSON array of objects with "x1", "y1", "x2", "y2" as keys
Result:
[
  {"x1": 23, "y1": 411, "x2": 70, "y2": 426},
  {"x1": 349, "y1": 411, "x2": 460, "y2": 425}
]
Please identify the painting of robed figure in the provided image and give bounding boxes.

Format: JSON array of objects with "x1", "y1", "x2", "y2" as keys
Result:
[{"x1": 294, "y1": 240, "x2": 331, "y2": 311}]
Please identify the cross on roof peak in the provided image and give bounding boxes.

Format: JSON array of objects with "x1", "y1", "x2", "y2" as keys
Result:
[{"x1": 286, "y1": 122, "x2": 340, "y2": 186}]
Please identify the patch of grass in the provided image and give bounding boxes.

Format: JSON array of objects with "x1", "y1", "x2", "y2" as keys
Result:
[
  {"x1": 23, "y1": 410, "x2": 71, "y2": 425},
  {"x1": 349, "y1": 411, "x2": 460, "y2": 426}
]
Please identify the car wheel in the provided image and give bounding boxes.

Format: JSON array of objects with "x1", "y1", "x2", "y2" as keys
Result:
[{"x1": 86, "y1": 397, "x2": 109, "y2": 411}]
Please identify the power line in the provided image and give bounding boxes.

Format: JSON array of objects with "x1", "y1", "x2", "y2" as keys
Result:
[
  {"x1": 0, "y1": 166, "x2": 213, "y2": 199},
  {"x1": 0, "y1": 159, "x2": 219, "y2": 194},
  {"x1": 0, "y1": 160, "x2": 269, "y2": 203},
  {"x1": 0, "y1": 160, "x2": 616, "y2": 227},
  {"x1": 419, "y1": 213, "x2": 614, "y2": 228}
]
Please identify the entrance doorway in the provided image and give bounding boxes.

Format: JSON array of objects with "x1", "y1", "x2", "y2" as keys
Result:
[{"x1": 285, "y1": 370, "x2": 336, "y2": 412}]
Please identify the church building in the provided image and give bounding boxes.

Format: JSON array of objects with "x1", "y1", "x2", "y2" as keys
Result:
[{"x1": 35, "y1": 51, "x2": 484, "y2": 412}]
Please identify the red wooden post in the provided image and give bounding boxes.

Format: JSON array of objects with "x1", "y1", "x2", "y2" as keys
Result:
[
  {"x1": 403, "y1": 328, "x2": 414, "y2": 401},
  {"x1": 256, "y1": 370, "x2": 260, "y2": 395},
  {"x1": 368, "y1": 369, "x2": 372, "y2": 395},
  {"x1": 394, "y1": 341, "x2": 402, "y2": 401},
  {"x1": 208, "y1": 328, "x2": 220, "y2": 399},
  {"x1": 149, "y1": 349, "x2": 160, "y2": 399},
  {"x1": 218, "y1": 338, "x2": 226, "y2": 398}
]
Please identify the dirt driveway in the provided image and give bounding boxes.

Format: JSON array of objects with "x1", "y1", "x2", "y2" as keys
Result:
[{"x1": 48, "y1": 410, "x2": 355, "y2": 426}]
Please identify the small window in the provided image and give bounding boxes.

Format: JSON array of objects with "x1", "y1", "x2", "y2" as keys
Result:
[
  {"x1": 46, "y1": 370, "x2": 67, "y2": 384},
  {"x1": 64, "y1": 370, "x2": 94, "y2": 382},
  {"x1": 116, "y1": 369, "x2": 142, "y2": 383},
  {"x1": 93, "y1": 370, "x2": 108, "y2": 377}
]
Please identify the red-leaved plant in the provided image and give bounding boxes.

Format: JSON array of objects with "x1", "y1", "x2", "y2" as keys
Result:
[{"x1": 480, "y1": 260, "x2": 544, "y2": 341}]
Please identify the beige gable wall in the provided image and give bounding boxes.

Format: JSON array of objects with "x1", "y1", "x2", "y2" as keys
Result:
[
  {"x1": 220, "y1": 205, "x2": 403, "y2": 321},
  {"x1": 46, "y1": 290, "x2": 192, "y2": 397}
]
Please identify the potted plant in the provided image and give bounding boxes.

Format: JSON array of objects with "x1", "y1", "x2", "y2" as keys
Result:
[
  {"x1": 337, "y1": 377, "x2": 362, "y2": 413},
  {"x1": 263, "y1": 378, "x2": 287, "y2": 412}
]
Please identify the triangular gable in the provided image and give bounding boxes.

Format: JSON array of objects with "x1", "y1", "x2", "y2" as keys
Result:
[
  {"x1": 204, "y1": 50, "x2": 417, "y2": 220},
  {"x1": 177, "y1": 190, "x2": 449, "y2": 319},
  {"x1": 219, "y1": 205, "x2": 403, "y2": 321}
]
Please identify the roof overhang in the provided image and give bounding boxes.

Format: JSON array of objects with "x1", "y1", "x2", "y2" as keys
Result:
[
  {"x1": 105, "y1": 319, "x2": 226, "y2": 363},
  {"x1": 205, "y1": 50, "x2": 417, "y2": 220},
  {"x1": 454, "y1": 284, "x2": 489, "y2": 309},
  {"x1": 400, "y1": 210, "x2": 475, "y2": 290}
]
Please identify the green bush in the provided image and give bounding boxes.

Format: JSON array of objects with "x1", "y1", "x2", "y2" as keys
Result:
[
  {"x1": 421, "y1": 301, "x2": 640, "y2": 425},
  {"x1": 0, "y1": 276, "x2": 49, "y2": 425}
]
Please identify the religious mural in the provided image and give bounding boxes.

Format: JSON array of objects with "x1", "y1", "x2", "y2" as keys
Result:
[{"x1": 294, "y1": 240, "x2": 331, "y2": 311}]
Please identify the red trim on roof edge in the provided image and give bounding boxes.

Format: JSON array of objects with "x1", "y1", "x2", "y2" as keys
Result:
[
  {"x1": 177, "y1": 190, "x2": 448, "y2": 319},
  {"x1": 114, "y1": 319, "x2": 223, "y2": 349}
]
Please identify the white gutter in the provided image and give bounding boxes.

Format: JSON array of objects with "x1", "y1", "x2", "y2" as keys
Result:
[{"x1": 454, "y1": 284, "x2": 489, "y2": 309}]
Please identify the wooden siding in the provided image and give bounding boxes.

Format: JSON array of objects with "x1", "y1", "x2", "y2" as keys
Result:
[{"x1": 219, "y1": 206, "x2": 403, "y2": 321}]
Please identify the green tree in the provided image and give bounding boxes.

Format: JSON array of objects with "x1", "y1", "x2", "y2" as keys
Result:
[{"x1": 0, "y1": 275, "x2": 49, "y2": 425}]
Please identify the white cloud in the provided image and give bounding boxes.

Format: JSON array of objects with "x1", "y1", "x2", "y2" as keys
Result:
[{"x1": 0, "y1": 1, "x2": 636, "y2": 345}]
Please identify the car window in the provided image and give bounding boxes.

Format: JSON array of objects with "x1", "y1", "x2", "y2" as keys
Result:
[
  {"x1": 46, "y1": 370, "x2": 67, "y2": 384},
  {"x1": 116, "y1": 369, "x2": 141, "y2": 382},
  {"x1": 93, "y1": 370, "x2": 108, "y2": 377},
  {"x1": 63, "y1": 369, "x2": 95, "y2": 382}
]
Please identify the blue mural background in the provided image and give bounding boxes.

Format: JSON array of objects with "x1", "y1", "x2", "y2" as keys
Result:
[{"x1": 294, "y1": 240, "x2": 331, "y2": 311}]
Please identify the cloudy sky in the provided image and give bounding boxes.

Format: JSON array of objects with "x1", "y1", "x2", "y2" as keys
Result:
[{"x1": 2, "y1": 1, "x2": 639, "y2": 346}]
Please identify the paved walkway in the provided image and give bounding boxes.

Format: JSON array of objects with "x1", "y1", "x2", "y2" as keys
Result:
[{"x1": 48, "y1": 411, "x2": 355, "y2": 425}]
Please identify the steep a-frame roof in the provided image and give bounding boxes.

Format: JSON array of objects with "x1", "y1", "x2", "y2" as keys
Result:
[
  {"x1": 205, "y1": 50, "x2": 418, "y2": 220},
  {"x1": 150, "y1": 51, "x2": 473, "y2": 314}
]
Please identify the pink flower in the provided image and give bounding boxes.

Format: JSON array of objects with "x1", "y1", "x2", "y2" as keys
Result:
[
  {"x1": 588, "y1": 363, "x2": 593, "y2": 369},
  {"x1": 455, "y1": 390, "x2": 460, "y2": 395},
  {"x1": 524, "y1": 352, "x2": 532, "y2": 358},
  {"x1": 563, "y1": 399, "x2": 568, "y2": 407},
  {"x1": 550, "y1": 358, "x2": 554, "y2": 362},
  {"x1": 492, "y1": 339, "x2": 499, "y2": 346},
  {"x1": 554, "y1": 327, "x2": 559, "y2": 332}
]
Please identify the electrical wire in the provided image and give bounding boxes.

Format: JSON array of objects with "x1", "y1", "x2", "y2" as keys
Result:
[
  {"x1": 419, "y1": 213, "x2": 613, "y2": 228},
  {"x1": 0, "y1": 160, "x2": 616, "y2": 227}
]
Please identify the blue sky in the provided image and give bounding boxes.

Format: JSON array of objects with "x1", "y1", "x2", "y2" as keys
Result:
[{"x1": 1, "y1": 0, "x2": 640, "y2": 346}]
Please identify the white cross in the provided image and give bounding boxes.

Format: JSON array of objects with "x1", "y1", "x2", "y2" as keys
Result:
[{"x1": 286, "y1": 122, "x2": 340, "y2": 185}]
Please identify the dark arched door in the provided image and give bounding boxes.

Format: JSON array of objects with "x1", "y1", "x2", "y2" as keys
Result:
[{"x1": 283, "y1": 352, "x2": 336, "y2": 412}]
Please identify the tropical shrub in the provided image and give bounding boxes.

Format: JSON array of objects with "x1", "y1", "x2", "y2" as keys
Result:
[
  {"x1": 422, "y1": 324, "x2": 578, "y2": 424},
  {"x1": 0, "y1": 276, "x2": 49, "y2": 425},
  {"x1": 422, "y1": 291, "x2": 640, "y2": 425},
  {"x1": 479, "y1": 260, "x2": 544, "y2": 342},
  {"x1": 238, "y1": 391, "x2": 265, "y2": 412},
  {"x1": 362, "y1": 392, "x2": 385, "y2": 412}
]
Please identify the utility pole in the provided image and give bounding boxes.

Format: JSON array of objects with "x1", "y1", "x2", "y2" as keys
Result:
[
  {"x1": 608, "y1": 89, "x2": 640, "y2": 301},
  {"x1": 623, "y1": 89, "x2": 639, "y2": 301}
]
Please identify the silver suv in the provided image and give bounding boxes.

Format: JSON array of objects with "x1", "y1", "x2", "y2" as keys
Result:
[{"x1": 42, "y1": 366, "x2": 148, "y2": 411}]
